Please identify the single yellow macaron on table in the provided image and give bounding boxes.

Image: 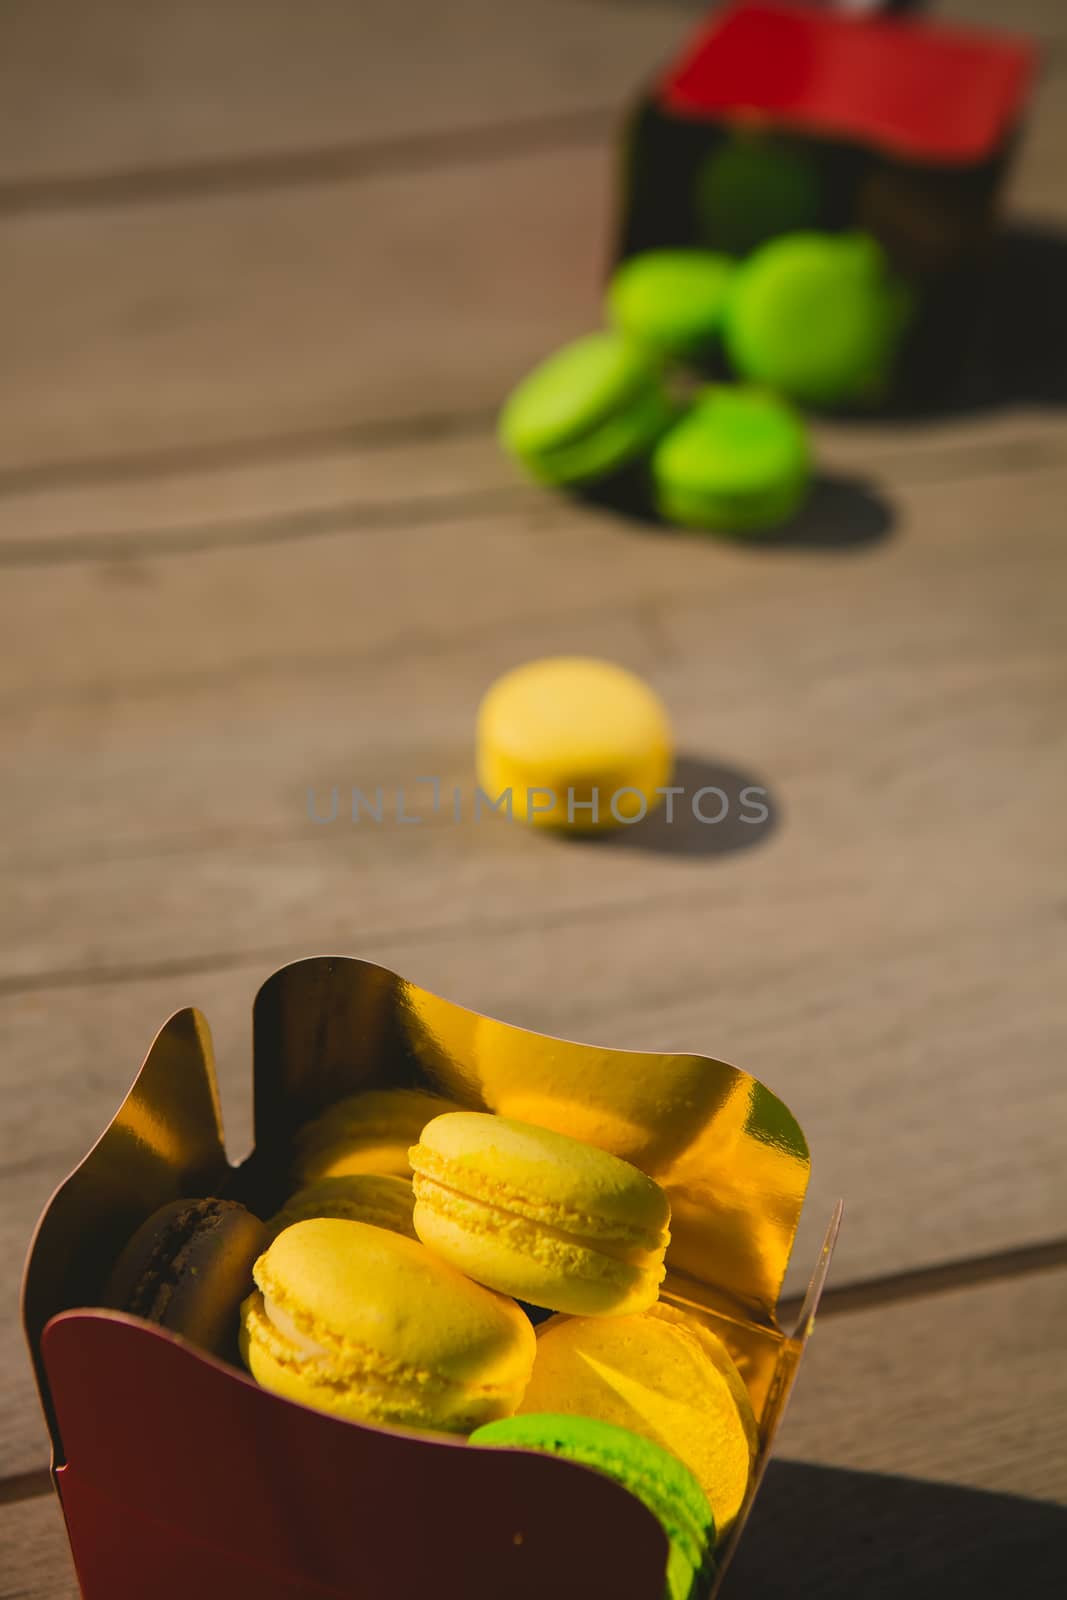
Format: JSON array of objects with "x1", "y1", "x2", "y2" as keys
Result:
[{"x1": 476, "y1": 656, "x2": 674, "y2": 830}]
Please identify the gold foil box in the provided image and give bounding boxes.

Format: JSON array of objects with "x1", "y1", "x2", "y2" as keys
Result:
[{"x1": 23, "y1": 956, "x2": 841, "y2": 1599}]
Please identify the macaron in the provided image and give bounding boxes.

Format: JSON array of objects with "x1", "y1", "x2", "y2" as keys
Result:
[
  {"x1": 266, "y1": 1173, "x2": 416, "y2": 1242},
  {"x1": 476, "y1": 656, "x2": 674, "y2": 830},
  {"x1": 470, "y1": 1413, "x2": 715, "y2": 1600},
  {"x1": 240, "y1": 1218, "x2": 536, "y2": 1433},
  {"x1": 650, "y1": 385, "x2": 810, "y2": 534},
  {"x1": 498, "y1": 331, "x2": 675, "y2": 487},
  {"x1": 694, "y1": 134, "x2": 823, "y2": 257},
  {"x1": 724, "y1": 231, "x2": 909, "y2": 408},
  {"x1": 291, "y1": 1087, "x2": 462, "y2": 1184},
  {"x1": 606, "y1": 249, "x2": 736, "y2": 361},
  {"x1": 103, "y1": 1197, "x2": 268, "y2": 1359},
  {"x1": 409, "y1": 1111, "x2": 671, "y2": 1316},
  {"x1": 518, "y1": 1302, "x2": 758, "y2": 1537}
]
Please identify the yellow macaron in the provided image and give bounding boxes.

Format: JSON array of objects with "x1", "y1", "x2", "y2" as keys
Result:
[
  {"x1": 409, "y1": 1112, "x2": 671, "y2": 1316},
  {"x1": 518, "y1": 1302, "x2": 758, "y2": 1538},
  {"x1": 476, "y1": 657, "x2": 674, "y2": 830},
  {"x1": 240, "y1": 1218, "x2": 535, "y2": 1433},
  {"x1": 266, "y1": 1173, "x2": 417, "y2": 1242},
  {"x1": 291, "y1": 1087, "x2": 462, "y2": 1184}
]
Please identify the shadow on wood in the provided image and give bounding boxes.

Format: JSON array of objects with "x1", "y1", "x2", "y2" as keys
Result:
[
  {"x1": 581, "y1": 472, "x2": 897, "y2": 552},
  {"x1": 732, "y1": 1459, "x2": 1067, "y2": 1598},
  {"x1": 561, "y1": 755, "x2": 779, "y2": 860}
]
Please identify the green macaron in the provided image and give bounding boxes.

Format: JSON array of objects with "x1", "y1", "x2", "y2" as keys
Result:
[
  {"x1": 694, "y1": 134, "x2": 824, "y2": 257},
  {"x1": 724, "y1": 231, "x2": 909, "y2": 408},
  {"x1": 498, "y1": 331, "x2": 675, "y2": 488},
  {"x1": 469, "y1": 1412, "x2": 715, "y2": 1600},
  {"x1": 606, "y1": 250, "x2": 737, "y2": 361},
  {"x1": 651, "y1": 384, "x2": 810, "y2": 534}
]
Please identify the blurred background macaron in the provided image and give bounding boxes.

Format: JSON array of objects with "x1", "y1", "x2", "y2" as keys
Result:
[
  {"x1": 476, "y1": 655, "x2": 674, "y2": 830},
  {"x1": 650, "y1": 385, "x2": 810, "y2": 534},
  {"x1": 498, "y1": 330, "x2": 675, "y2": 487},
  {"x1": 606, "y1": 249, "x2": 737, "y2": 361},
  {"x1": 724, "y1": 231, "x2": 910, "y2": 408},
  {"x1": 694, "y1": 132, "x2": 824, "y2": 257}
]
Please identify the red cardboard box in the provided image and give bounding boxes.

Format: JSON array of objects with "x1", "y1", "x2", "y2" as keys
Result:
[
  {"x1": 24, "y1": 957, "x2": 840, "y2": 1599},
  {"x1": 616, "y1": 1, "x2": 1036, "y2": 404}
]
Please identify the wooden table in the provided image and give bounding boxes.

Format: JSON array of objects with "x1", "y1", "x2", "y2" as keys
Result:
[{"x1": 2, "y1": 2, "x2": 1065, "y2": 1593}]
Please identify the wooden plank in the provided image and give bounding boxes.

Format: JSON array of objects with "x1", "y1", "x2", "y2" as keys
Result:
[
  {"x1": 0, "y1": 1493, "x2": 75, "y2": 1600},
  {"x1": 0, "y1": 143, "x2": 617, "y2": 476},
  {"x1": 2, "y1": 406, "x2": 1065, "y2": 557},
  {"x1": 0, "y1": 443, "x2": 1062, "y2": 1286},
  {"x1": 937, "y1": 0, "x2": 1067, "y2": 46},
  {"x1": 0, "y1": 0, "x2": 682, "y2": 189},
  {"x1": 0, "y1": 428, "x2": 517, "y2": 552},
  {"x1": 775, "y1": 1267, "x2": 1067, "y2": 1501},
  {"x1": 735, "y1": 1267, "x2": 1067, "y2": 1595},
  {"x1": 2, "y1": 448, "x2": 1065, "y2": 711},
  {"x1": 2, "y1": 814, "x2": 1065, "y2": 1471},
  {"x1": 5, "y1": 1270, "x2": 1065, "y2": 1596},
  {"x1": 1, "y1": 25, "x2": 1064, "y2": 483},
  {"x1": 1, "y1": 0, "x2": 1062, "y2": 197}
]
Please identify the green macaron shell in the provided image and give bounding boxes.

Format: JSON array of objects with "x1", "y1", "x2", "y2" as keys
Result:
[
  {"x1": 724, "y1": 231, "x2": 907, "y2": 408},
  {"x1": 470, "y1": 1412, "x2": 715, "y2": 1600},
  {"x1": 651, "y1": 385, "x2": 810, "y2": 534},
  {"x1": 499, "y1": 331, "x2": 674, "y2": 487},
  {"x1": 694, "y1": 135, "x2": 824, "y2": 257},
  {"x1": 606, "y1": 250, "x2": 737, "y2": 360}
]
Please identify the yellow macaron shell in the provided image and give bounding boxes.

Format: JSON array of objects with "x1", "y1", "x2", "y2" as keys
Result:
[
  {"x1": 292, "y1": 1087, "x2": 463, "y2": 1183},
  {"x1": 476, "y1": 657, "x2": 674, "y2": 829},
  {"x1": 240, "y1": 1218, "x2": 536, "y2": 1433},
  {"x1": 266, "y1": 1174, "x2": 417, "y2": 1242},
  {"x1": 518, "y1": 1303, "x2": 758, "y2": 1537},
  {"x1": 410, "y1": 1112, "x2": 671, "y2": 1315}
]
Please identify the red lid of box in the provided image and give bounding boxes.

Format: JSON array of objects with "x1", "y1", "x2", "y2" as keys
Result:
[{"x1": 659, "y1": 1, "x2": 1035, "y2": 165}]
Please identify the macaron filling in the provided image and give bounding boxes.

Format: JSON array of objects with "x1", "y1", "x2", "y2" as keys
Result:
[
  {"x1": 410, "y1": 1154, "x2": 667, "y2": 1261},
  {"x1": 499, "y1": 331, "x2": 676, "y2": 487},
  {"x1": 260, "y1": 1293, "x2": 331, "y2": 1361},
  {"x1": 241, "y1": 1220, "x2": 537, "y2": 1431},
  {"x1": 516, "y1": 381, "x2": 675, "y2": 486},
  {"x1": 243, "y1": 1287, "x2": 524, "y2": 1424}
]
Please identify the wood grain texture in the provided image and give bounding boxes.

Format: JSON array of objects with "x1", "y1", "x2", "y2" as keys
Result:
[
  {"x1": 778, "y1": 1268, "x2": 1067, "y2": 1501},
  {"x1": 0, "y1": 0, "x2": 683, "y2": 189},
  {"x1": 0, "y1": 1493, "x2": 75, "y2": 1600},
  {"x1": 1, "y1": 10, "x2": 1065, "y2": 481},
  {"x1": 734, "y1": 1267, "x2": 1067, "y2": 1597},
  {"x1": 4, "y1": 0, "x2": 1067, "y2": 1580},
  {"x1": 0, "y1": 439, "x2": 1063, "y2": 1308},
  {"x1": 0, "y1": 143, "x2": 618, "y2": 475},
  {"x1": 2, "y1": 406, "x2": 1064, "y2": 555},
  {"x1": 6, "y1": 1271, "x2": 1066, "y2": 1597}
]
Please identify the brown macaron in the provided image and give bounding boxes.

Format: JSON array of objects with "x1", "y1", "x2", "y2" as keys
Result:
[{"x1": 103, "y1": 1197, "x2": 268, "y2": 1359}]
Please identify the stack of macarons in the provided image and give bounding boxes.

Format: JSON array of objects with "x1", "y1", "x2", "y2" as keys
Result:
[
  {"x1": 100, "y1": 1088, "x2": 760, "y2": 1595},
  {"x1": 500, "y1": 229, "x2": 909, "y2": 535},
  {"x1": 259, "y1": 1100, "x2": 757, "y2": 1581}
]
